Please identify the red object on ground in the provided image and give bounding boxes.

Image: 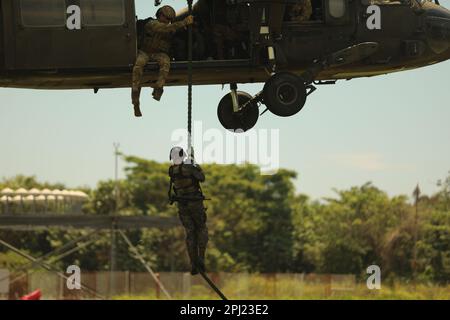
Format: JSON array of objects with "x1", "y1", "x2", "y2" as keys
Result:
[{"x1": 20, "y1": 289, "x2": 42, "y2": 300}]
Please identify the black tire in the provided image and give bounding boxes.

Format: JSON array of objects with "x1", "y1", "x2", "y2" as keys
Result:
[
  {"x1": 263, "y1": 72, "x2": 307, "y2": 117},
  {"x1": 217, "y1": 91, "x2": 259, "y2": 132}
]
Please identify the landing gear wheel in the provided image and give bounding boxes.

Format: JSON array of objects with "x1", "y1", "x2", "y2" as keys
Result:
[
  {"x1": 217, "y1": 91, "x2": 259, "y2": 132},
  {"x1": 263, "y1": 72, "x2": 307, "y2": 117}
]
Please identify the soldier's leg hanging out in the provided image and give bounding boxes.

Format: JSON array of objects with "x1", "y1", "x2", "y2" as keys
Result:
[
  {"x1": 131, "y1": 51, "x2": 150, "y2": 117},
  {"x1": 150, "y1": 53, "x2": 171, "y2": 101}
]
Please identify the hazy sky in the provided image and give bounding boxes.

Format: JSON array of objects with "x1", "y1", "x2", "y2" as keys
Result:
[{"x1": 1, "y1": 0, "x2": 450, "y2": 199}]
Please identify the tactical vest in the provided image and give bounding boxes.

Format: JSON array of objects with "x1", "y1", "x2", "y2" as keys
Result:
[
  {"x1": 142, "y1": 20, "x2": 173, "y2": 55},
  {"x1": 169, "y1": 165, "x2": 201, "y2": 196},
  {"x1": 137, "y1": 17, "x2": 153, "y2": 50}
]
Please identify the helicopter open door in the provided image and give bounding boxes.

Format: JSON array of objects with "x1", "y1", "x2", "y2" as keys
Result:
[
  {"x1": 244, "y1": 0, "x2": 355, "y2": 67},
  {"x1": 2, "y1": 0, "x2": 137, "y2": 71}
]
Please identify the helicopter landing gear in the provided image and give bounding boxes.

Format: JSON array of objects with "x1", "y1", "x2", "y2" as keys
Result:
[
  {"x1": 217, "y1": 84, "x2": 259, "y2": 132},
  {"x1": 217, "y1": 73, "x2": 317, "y2": 132},
  {"x1": 262, "y1": 72, "x2": 312, "y2": 117}
]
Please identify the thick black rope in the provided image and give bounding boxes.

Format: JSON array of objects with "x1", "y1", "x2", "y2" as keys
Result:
[
  {"x1": 187, "y1": 0, "x2": 193, "y2": 160},
  {"x1": 198, "y1": 269, "x2": 228, "y2": 300},
  {"x1": 185, "y1": 1, "x2": 227, "y2": 300}
]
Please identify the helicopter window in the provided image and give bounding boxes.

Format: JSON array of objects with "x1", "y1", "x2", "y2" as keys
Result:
[
  {"x1": 328, "y1": 0, "x2": 346, "y2": 18},
  {"x1": 20, "y1": 0, "x2": 66, "y2": 27},
  {"x1": 80, "y1": 0, "x2": 125, "y2": 26}
]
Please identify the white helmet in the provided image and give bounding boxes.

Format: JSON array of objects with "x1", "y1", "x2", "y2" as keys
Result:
[{"x1": 170, "y1": 147, "x2": 186, "y2": 165}]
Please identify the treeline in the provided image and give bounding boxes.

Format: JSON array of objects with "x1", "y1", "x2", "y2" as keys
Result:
[{"x1": 0, "y1": 157, "x2": 449, "y2": 284}]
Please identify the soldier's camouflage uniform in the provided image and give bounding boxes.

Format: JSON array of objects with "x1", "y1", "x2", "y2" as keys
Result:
[
  {"x1": 169, "y1": 163, "x2": 209, "y2": 272},
  {"x1": 132, "y1": 19, "x2": 189, "y2": 99},
  {"x1": 289, "y1": 0, "x2": 313, "y2": 23}
]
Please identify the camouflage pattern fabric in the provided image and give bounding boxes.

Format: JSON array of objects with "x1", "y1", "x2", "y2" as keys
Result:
[
  {"x1": 142, "y1": 19, "x2": 187, "y2": 54},
  {"x1": 132, "y1": 50, "x2": 170, "y2": 92},
  {"x1": 178, "y1": 200, "x2": 209, "y2": 266},
  {"x1": 169, "y1": 163, "x2": 208, "y2": 268},
  {"x1": 131, "y1": 19, "x2": 187, "y2": 94}
]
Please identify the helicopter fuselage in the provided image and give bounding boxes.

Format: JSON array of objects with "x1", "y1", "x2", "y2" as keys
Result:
[{"x1": 0, "y1": 0, "x2": 449, "y2": 90}]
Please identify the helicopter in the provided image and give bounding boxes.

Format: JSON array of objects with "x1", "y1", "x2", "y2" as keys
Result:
[{"x1": 0, "y1": 0, "x2": 449, "y2": 131}]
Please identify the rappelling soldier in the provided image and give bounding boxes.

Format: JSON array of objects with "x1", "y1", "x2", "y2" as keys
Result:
[
  {"x1": 132, "y1": 6, "x2": 194, "y2": 117},
  {"x1": 168, "y1": 147, "x2": 209, "y2": 275}
]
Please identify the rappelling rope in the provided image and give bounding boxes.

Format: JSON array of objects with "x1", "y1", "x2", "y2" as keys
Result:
[
  {"x1": 198, "y1": 269, "x2": 228, "y2": 300},
  {"x1": 187, "y1": 0, "x2": 193, "y2": 162},
  {"x1": 184, "y1": 1, "x2": 227, "y2": 301}
]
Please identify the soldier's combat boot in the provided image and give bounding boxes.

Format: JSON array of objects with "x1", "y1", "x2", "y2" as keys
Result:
[
  {"x1": 197, "y1": 258, "x2": 206, "y2": 273},
  {"x1": 190, "y1": 263, "x2": 199, "y2": 276},
  {"x1": 132, "y1": 89, "x2": 142, "y2": 117},
  {"x1": 134, "y1": 104, "x2": 142, "y2": 117},
  {"x1": 152, "y1": 88, "x2": 164, "y2": 101}
]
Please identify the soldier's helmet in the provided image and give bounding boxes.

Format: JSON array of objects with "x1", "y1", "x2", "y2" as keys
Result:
[
  {"x1": 170, "y1": 147, "x2": 186, "y2": 165},
  {"x1": 156, "y1": 5, "x2": 176, "y2": 22}
]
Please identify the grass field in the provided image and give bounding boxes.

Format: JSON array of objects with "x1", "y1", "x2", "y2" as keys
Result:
[
  {"x1": 15, "y1": 271, "x2": 449, "y2": 300},
  {"x1": 113, "y1": 282, "x2": 450, "y2": 300}
]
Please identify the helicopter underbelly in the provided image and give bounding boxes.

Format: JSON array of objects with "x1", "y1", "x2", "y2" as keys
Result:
[{"x1": 0, "y1": 58, "x2": 436, "y2": 90}]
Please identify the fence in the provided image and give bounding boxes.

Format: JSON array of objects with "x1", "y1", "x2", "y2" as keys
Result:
[{"x1": 0, "y1": 271, "x2": 359, "y2": 300}]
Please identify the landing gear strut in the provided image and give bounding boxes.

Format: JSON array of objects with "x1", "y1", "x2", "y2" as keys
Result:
[
  {"x1": 217, "y1": 73, "x2": 316, "y2": 132},
  {"x1": 217, "y1": 84, "x2": 259, "y2": 132},
  {"x1": 215, "y1": 43, "x2": 380, "y2": 132}
]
